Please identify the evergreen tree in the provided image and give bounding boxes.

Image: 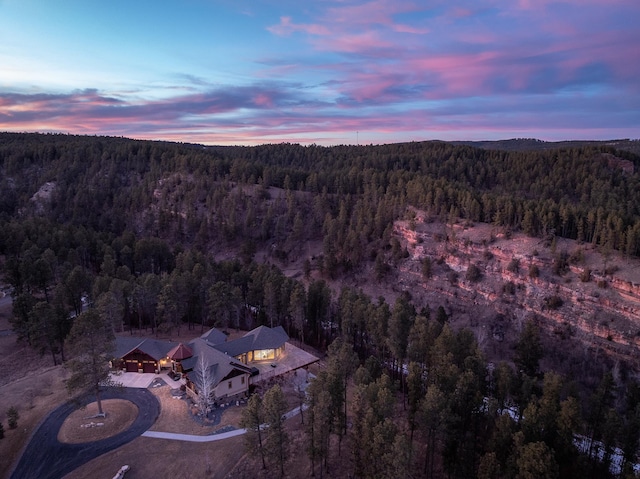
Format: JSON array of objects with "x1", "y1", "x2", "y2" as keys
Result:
[
  {"x1": 263, "y1": 385, "x2": 289, "y2": 476},
  {"x1": 515, "y1": 320, "x2": 543, "y2": 378},
  {"x1": 240, "y1": 393, "x2": 267, "y2": 470},
  {"x1": 64, "y1": 309, "x2": 115, "y2": 415}
]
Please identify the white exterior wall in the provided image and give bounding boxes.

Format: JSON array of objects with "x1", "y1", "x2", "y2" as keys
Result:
[{"x1": 213, "y1": 373, "x2": 249, "y2": 400}]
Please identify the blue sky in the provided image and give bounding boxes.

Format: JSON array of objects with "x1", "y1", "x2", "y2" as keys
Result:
[{"x1": 1, "y1": 0, "x2": 638, "y2": 145}]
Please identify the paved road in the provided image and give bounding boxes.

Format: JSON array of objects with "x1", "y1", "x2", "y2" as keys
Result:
[{"x1": 9, "y1": 388, "x2": 159, "y2": 479}]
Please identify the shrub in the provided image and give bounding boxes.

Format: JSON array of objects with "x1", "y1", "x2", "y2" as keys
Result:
[
  {"x1": 569, "y1": 248, "x2": 584, "y2": 265},
  {"x1": 552, "y1": 251, "x2": 569, "y2": 276},
  {"x1": 7, "y1": 407, "x2": 19, "y2": 429},
  {"x1": 544, "y1": 295, "x2": 564, "y2": 310},
  {"x1": 528, "y1": 264, "x2": 540, "y2": 278},
  {"x1": 466, "y1": 263, "x2": 482, "y2": 282},
  {"x1": 580, "y1": 268, "x2": 591, "y2": 282},
  {"x1": 502, "y1": 281, "x2": 516, "y2": 295},
  {"x1": 507, "y1": 258, "x2": 520, "y2": 273},
  {"x1": 604, "y1": 265, "x2": 619, "y2": 276},
  {"x1": 0, "y1": 421, "x2": 4, "y2": 439}
]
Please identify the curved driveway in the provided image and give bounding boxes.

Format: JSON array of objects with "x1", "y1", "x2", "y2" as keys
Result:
[{"x1": 9, "y1": 388, "x2": 159, "y2": 479}]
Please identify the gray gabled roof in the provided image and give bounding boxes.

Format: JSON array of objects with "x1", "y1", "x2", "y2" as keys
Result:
[
  {"x1": 213, "y1": 335, "x2": 253, "y2": 357},
  {"x1": 115, "y1": 337, "x2": 178, "y2": 361},
  {"x1": 245, "y1": 325, "x2": 289, "y2": 349},
  {"x1": 185, "y1": 338, "x2": 252, "y2": 388},
  {"x1": 213, "y1": 325, "x2": 288, "y2": 357},
  {"x1": 200, "y1": 327, "x2": 227, "y2": 346}
]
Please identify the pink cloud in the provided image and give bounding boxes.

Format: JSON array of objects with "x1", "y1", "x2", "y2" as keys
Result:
[
  {"x1": 267, "y1": 0, "x2": 429, "y2": 58},
  {"x1": 392, "y1": 24, "x2": 430, "y2": 34},
  {"x1": 267, "y1": 16, "x2": 330, "y2": 36},
  {"x1": 252, "y1": 93, "x2": 274, "y2": 108},
  {"x1": 313, "y1": 30, "x2": 394, "y2": 55},
  {"x1": 325, "y1": 0, "x2": 422, "y2": 26},
  {"x1": 449, "y1": 7, "x2": 473, "y2": 18},
  {"x1": 516, "y1": 0, "x2": 635, "y2": 9}
]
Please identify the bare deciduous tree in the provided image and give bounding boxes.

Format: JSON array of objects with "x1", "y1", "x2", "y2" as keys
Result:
[{"x1": 193, "y1": 355, "x2": 215, "y2": 416}]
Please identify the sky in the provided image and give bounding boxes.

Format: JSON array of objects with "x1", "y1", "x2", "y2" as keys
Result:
[{"x1": 0, "y1": 0, "x2": 639, "y2": 146}]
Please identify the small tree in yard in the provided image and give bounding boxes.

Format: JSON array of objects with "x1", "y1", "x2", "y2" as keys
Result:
[
  {"x1": 7, "y1": 406, "x2": 19, "y2": 429},
  {"x1": 65, "y1": 309, "x2": 115, "y2": 416},
  {"x1": 0, "y1": 421, "x2": 4, "y2": 438},
  {"x1": 193, "y1": 355, "x2": 215, "y2": 416}
]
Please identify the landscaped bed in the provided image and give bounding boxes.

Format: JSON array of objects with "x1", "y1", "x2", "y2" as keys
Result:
[{"x1": 57, "y1": 399, "x2": 139, "y2": 444}]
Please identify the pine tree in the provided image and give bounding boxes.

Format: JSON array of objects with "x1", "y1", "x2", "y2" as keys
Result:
[
  {"x1": 240, "y1": 394, "x2": 267, "y2": 470},
  {"x1": 263, "y1": 385, "x2": 289, "y2": 477},
  {"x1": 64, "y1": 309, "x2": 115, "y2": 416}
]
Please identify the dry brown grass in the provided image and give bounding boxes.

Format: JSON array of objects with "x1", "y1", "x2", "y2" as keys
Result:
[
  {"x1": 148, "y1": 386, "x2": 214, "y2": 435},
  {"x1": 0, "y1": 300, "x2": 71, "y2": 479},
  {"x1": 58, "y1": 399, "x2": 138, "y2": 444},
  {"x1": 62, "y1": 434, "x2": 247, "y2": 479},
  {"x1": 149, "y1": 385, "x2": 249, "y2": 435}
]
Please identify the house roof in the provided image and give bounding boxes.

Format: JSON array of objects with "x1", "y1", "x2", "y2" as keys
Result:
[
  {"x1": 213, "y1": 325, "x2": 288, "y2": 357},
  {"x1": 184, "y1": 338, "x2": 252, "y2": 388},
  {"x1": 246, "y1": 325, "x2": 289, "y2": 349},
  {"x1": 115, "y1": 337, "x2": 178, "y2": 361},
  {"x1": 167, "y1": 342, "x2": 193, "y2": 360},
  {"x1": 213, "y1": 335, "x2": 253, "y2": 357},
  {"x1": 200, "y1": 327, "x2": 227, "y2": 346}
]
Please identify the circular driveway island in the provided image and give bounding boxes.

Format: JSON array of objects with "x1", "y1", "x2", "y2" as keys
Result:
[{"x1": 9, "y1": 388, "x2": 159, "y2": 479}]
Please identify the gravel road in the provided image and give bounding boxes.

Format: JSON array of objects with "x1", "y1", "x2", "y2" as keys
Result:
[{"x1": 9, "y1": 387, "x2": 159, "y2": 479}]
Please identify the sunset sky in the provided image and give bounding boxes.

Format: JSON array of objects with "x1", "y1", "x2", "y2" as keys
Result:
[{"x1": 1, "y1": 0, "x2": 638, "y2": 145}]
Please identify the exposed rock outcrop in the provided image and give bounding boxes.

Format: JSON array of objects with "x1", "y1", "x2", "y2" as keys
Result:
[{"x1": 393, "y1": 215, "x2": 640, "y2": 363}]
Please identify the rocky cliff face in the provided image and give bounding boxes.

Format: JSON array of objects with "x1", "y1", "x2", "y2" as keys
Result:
[{"x1": 392, "y1": 214, "x2": 640, "y2": 363}]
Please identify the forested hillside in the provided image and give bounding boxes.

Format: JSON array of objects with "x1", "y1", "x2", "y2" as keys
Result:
[
  {"x1": 1, "y1": 133, "x2": 640, "y2": 263},
  {"x1": 2, "y1": 132, "x2": 640, "y2": 478}
]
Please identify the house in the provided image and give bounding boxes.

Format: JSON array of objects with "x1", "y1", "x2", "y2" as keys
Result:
[
  {"x1": 182, "y1": 338, "x2": 254, "y2": 401},
  {"x1": 212, "y1": 325, "x2": 288, "y2": 364},
  {"x1": 113, "y1": 325, "x2": 290, "y2": 401},
  {"x1": 114, "y1": 337, "x2": 178, "y2": 373}
]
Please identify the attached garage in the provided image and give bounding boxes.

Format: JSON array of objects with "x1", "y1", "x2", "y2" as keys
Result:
[
  {"x1": 114, "y1": 337, "x2": 180, "y2": 374},
  {"x1": 119, "y1": 346, "x2": 166, "y2": 374},
  {"x1": 142, "y1": 361, "x2": 156, "y2": 373}
]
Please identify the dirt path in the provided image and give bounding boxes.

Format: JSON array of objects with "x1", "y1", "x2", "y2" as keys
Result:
[{"x1": 8, "y1": 388, "x2": 159, "y2": 479}]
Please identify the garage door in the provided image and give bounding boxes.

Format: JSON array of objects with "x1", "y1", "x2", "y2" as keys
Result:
[
  {"x1": 125, "y1": 361, "x2": 138, "y2": 372},
  {"x1": 142, "y1": 361, "x2": 156, "y2": 373}
]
